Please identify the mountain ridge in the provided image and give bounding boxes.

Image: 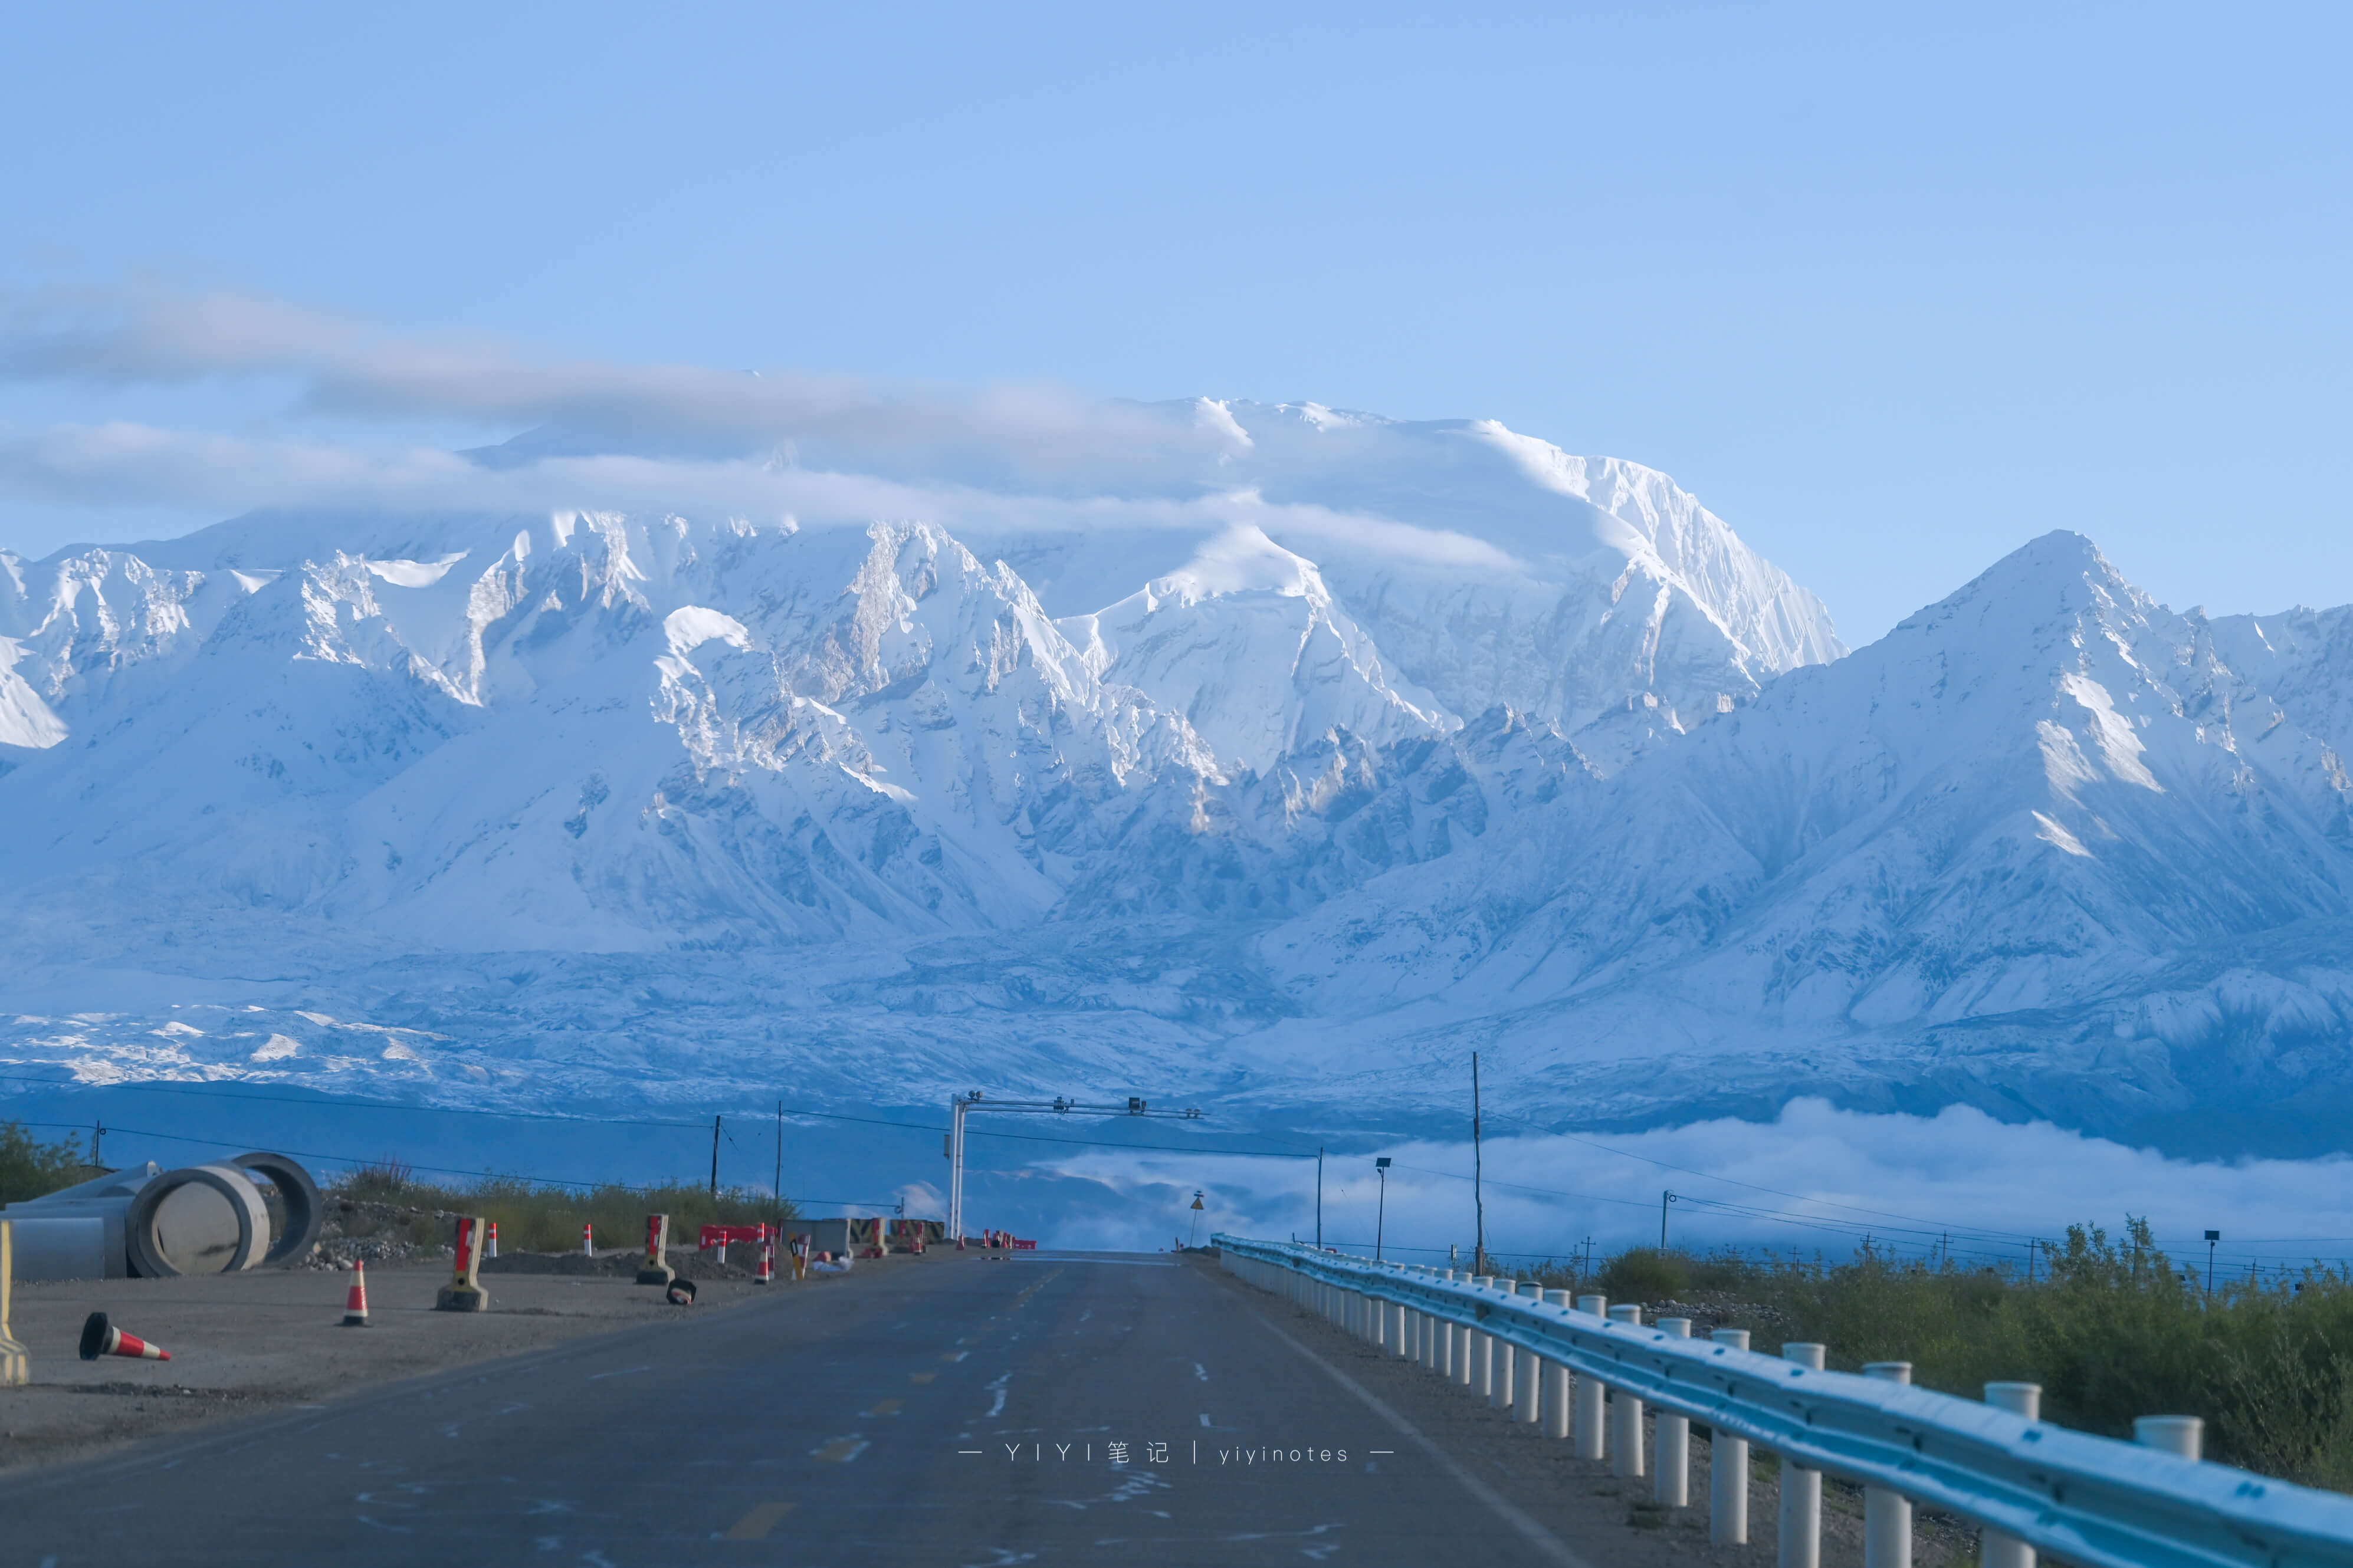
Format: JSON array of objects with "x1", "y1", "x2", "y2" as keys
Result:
[{"x1": 5, "y1": 413, "x2": 2350, "y2": 1158}]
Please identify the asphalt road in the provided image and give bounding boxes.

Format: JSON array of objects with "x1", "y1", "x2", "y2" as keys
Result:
[{"x1": 0, "y1": 1251, "x2": 1649, "y2": 1567}]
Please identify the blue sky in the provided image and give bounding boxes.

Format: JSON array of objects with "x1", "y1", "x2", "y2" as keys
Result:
[{"x1": 3, "y1": 2, "x2": 2347, "y2": 641}]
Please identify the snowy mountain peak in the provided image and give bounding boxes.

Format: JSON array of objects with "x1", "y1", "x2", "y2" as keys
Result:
[{"x1": 1056, "y1": 525, "x2": 1452, "y2": 774}]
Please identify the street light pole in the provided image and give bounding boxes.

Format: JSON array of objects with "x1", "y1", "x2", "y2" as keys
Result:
[
  {"x1": 1315, "y1": 1147, "x2": 1324, "y2": 1250},
  {"x1": 1374, "y1": 1157, "x2": 1391, "y2": 1261},
  {"x1": 2206, "y1": 1229, "x2": 2221, "y2": 1293}
]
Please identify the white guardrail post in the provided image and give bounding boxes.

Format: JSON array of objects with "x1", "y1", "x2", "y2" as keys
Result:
[
  {"x1": 1475, "y1": 1276, "x2": 1499, "y2": 1401},
  {"x1": 1489, "y1": 1277, "x2": 1513, "y2": 1409},
  {"x1": 1543, "y1": 1289, "x2": 1573, "y2": 1438},
  {"x1": 1515, "y1": 1283, "x2": 1542, "y2": 1423},
  {"x1": 1573, "y1": 1294, "x2": 1607, "y2": 1458},
  {"x1": 1780, "y1": 1342, "x2": 1827, "y2": 1568},
  {"x1": 1982, "y1": 1382, "x2": 2041, "y2": 1568},
  {"x1": 1656, "y1": 1317, "x2": 1693, "y2": 1506},
  {"x1": 1863, "y1": 1362, "x2": 1914, "y2": 1568},
  {"x1": 2139, "y1": 1416, "x2": 2203, "y2": 1459},
  {"x1": 1608, "y1": 1304, "x2": 1647, "y2": 1478},
  {"x1": 1211, "y1": 1235, "x2": 2353, "y2": 1568},
  {"x1": 1712, "y1": 1328, "x2": 1753, "y2": 1544},
  {"x1": 1430, "y1": 1278, "x2": 1449, "y2": 1382}
]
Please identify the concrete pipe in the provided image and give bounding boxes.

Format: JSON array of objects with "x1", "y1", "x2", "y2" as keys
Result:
[
  {"x1": 125, "y1": 1164, "x2": 270, "y2": 1277},
  {"x1": 231, "y1": 1152, "x2": 323, "y2": 1265}
]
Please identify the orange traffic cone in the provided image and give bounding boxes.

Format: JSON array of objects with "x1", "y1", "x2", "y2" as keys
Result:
[
  {"x1": 79, "y1": 1311, "x2": 169, "y2": 1362},
  {"x1": 755, "y1": 1237, "x2": 773, "y2": 1284},
  {"x1": 343, "y1": 1260, "x2": 370, "y2": 1326}
]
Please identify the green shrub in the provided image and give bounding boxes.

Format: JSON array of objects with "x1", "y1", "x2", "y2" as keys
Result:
[
  {"x1": 1597, "y1": 1247, "x2": 1690, "y2": 1301},
  {"x1": 1541, "y1": 1219, "x2": 2353, "y2": 1490},
  {"x1": 0, "y1": 1121, "x2": 91, "y2": 1206}
]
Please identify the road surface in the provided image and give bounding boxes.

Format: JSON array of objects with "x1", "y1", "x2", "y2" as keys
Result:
[{"x1": 0, "y1": 1251, "x2": 1777, "y2": 1567}]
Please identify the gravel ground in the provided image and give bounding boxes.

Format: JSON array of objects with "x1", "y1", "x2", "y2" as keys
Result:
[{"x1": 0, "y1": 1248, "x2": 922, "y2": 1473}]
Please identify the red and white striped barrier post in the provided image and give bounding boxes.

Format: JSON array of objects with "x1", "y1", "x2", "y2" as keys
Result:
[
  {"x1": 485, "y1": 1221, "x2": 498, "y2": 1260},
  {"x1": 435, "y1": 1215, "x2": 490, "y2": 1312},
  {"x1": 636, "y1": 1214, "x2": 674, "y2": 1286},
  {"x1": 343, "y1": 1260, "x2": 370, "y2": 1326},
  {"x1": 80, "y1": 1311, "x2": 170, "y2": 1362},
  {"x1": 756, "y1": 1233, "x2": 774, "y2": 1284},
  {"x1": 582, "y1": 1222, "x2": 593, "y2": 1257}
]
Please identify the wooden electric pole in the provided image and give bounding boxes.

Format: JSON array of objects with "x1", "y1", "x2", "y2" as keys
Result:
[{"x1": 1471, "y1": 1053, "x2": 1485, "y2": 1276}]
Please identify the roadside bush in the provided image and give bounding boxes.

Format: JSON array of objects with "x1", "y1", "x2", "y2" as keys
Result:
[
  {"x1": 1596, "y1": 1247, "x2": 1689, "y2": 1301},
  {"x1": 1546, "y1": 1218, "x2": 2353, "y2": 1489},
  {"x1": 0, "y1": 1120, "x2": 91, "y2": 1206}
]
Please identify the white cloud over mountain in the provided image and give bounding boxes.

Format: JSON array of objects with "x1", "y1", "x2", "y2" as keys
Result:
[{"x1": 8, "y1": 291, "x2": 2353, "y2": 1187}]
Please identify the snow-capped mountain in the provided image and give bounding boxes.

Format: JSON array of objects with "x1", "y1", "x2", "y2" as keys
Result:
[
  {"x1": 6, "y1": 402, "x2": 2352, "y2": 1160},
  {"x1": 1259, "y1": 531, "x2": 2353, "y2": 1151}
]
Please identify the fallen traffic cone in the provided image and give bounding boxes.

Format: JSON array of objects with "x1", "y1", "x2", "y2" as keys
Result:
[
  {"x1": 343, "y1": 1260, "x2": 370, "y2": 1326},
  {"x1": 80, "y1": 1311, "x2": 169, "y2": 1362},
  {"x1": 666, "y1": 1278, "x2": 698, "y2": 1306}
]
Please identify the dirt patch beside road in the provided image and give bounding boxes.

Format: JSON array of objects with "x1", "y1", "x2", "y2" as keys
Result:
[{"x1": 0, "y1": 1250, "x2": 927, "y2": 1473}]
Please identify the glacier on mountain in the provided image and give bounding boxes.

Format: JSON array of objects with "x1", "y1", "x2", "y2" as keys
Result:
[{"x1": 3, "y1": 400, "x2": 2350, "y2": 1162}]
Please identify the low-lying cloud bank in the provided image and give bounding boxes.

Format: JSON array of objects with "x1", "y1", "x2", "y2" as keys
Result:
[{"x1": 1014, "y1": 1100, "x2": 2353, "y2": 1274}]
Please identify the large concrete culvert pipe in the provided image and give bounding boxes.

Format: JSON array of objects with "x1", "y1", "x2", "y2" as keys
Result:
[
  {"x1": 231, "y1": 1151, "x2": 323, "y2": 1264},
  {"x1": 3, "y1": 1150, "x2": 321, "y2": 1280},
  {"x1": 123, "y1": 1163, "x2": 271, "y2": 1278}
]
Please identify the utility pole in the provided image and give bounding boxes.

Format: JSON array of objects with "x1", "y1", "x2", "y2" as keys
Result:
[
  {"x1": 1471, "y1": 1053, "x2": 1485, "y2": 1276},
  {"x1": 1580, "y1": 1237, "x2": 1596, "y2": 1288},
  {"x1": 710, "y1": 1114, "x2": 722, "y2": 1196},
  {"x1": 1315, "y1": 1147, "x2": 1324, "y2": 1249},
  {"x1": 1374, "y1": 1158, "x2": 1391, "y2": 1261},
  {"x1": 1660, "y1": 1189, "x2": 1675, "y2": 1250},
  {"x1": 773, "y1": 1100, "x2": 785, "y2": 1233},
  {"x1": 91, "y1": 1120, "x2": 103, "y2": 1168},
  {"x1": 2206, "y1": 1230, "x2": 2221, "y2": 1293}
]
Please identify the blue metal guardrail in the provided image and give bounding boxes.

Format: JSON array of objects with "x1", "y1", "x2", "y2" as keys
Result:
[{"x1": 1216, "y1": 1234, "x2": 2353, "y2": 1568}]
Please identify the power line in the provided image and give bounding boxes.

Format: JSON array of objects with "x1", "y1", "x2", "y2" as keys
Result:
[
  {"x1": 4, "y1": 1116, "x2": 907, "y2": 1211},
  {"x1": 0, "y1": 1073, "x2": 1308, "y2": 1163}
]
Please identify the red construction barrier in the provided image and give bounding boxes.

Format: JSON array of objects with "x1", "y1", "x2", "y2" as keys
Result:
[{"x1": 698, "y1": 1224, "x2": 769, "y2": 1250}]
